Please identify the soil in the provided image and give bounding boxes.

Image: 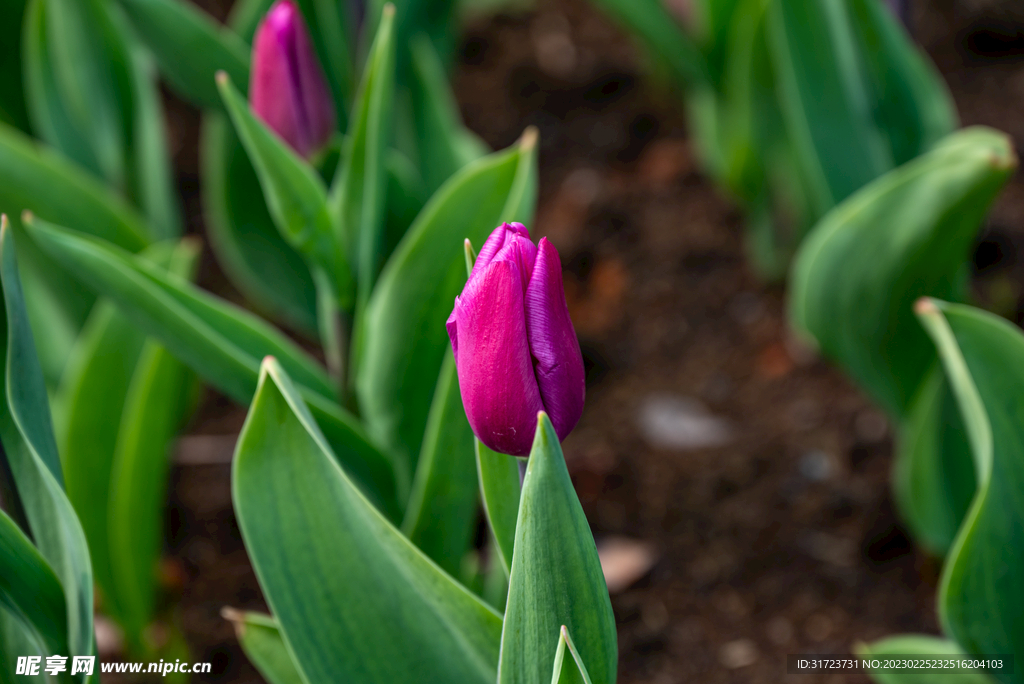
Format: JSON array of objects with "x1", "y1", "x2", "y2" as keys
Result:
[{"x1": 117, "y1": 0, "x2": 1024, "y2": 681}]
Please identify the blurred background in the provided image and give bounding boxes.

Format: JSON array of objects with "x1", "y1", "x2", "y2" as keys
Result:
[{"x1": 8, "y1": 0, "x2": 1024, "y2": 680}]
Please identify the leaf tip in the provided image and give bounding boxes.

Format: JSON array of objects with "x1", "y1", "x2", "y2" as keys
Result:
[
  {"x1": 914, "y1": 297, "x2": 939, "y2": 317},
  {"x1": 220, "y1": 607, "x2": 246, "y2": 638},
  {"x1": 382, "y1": 2, "x2": 395, "y2": 18},
  {"x1": 215, "y1": 70, "x2": 230, "y2": 88},
  {"x1": 520, "y1": 126, "x2": 539, "y2": 152}
]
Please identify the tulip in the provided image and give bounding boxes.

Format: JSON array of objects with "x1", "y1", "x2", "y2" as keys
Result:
[
  {"x1": 250, "y1": 0, "x2": 336, "y2": 158},
  {"x1": 447, "y1": 223, "x2": 585, "y2": 456}
]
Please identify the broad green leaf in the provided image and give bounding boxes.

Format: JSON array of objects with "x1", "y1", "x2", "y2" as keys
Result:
[
  {"x1": 893, "y1": 368, "x2": 975, "y2": 556},
  {"x1": 857, "y1": 634, "x2": 996, "y2": 684},
  {"x1": 114, "y1": 0, "x2": 250, "y2": 110},
  {"x1": 550, "y1": 626, "x2": 594, "y2": 684},
  {"x1": 233, "y1": 358, "x2": 503, "y2": 684},
  {"x1": 846, "y1": 0, "x2": 957, "y2": 167},
  {"x1": 0, "y1": 608, "x2": 46, "y2": 684},
  {"x1": 586, "y1": 0, "x2": 705, "y2": 86},
  {"x1": 0, "y1": 220, "x2": 95, "y2": 671},
  {"x1": 36, "y1": 0, "x2": 129, "y2": 192},
  {"x1": 790, "y1": 127, "x2": 1014, "y2": 419},
  {"x1": 356, "y1": 131, "x2": 537, "y2": 482},
  {"x1": 916, "y1": 300, "x2": 1024, "y2": 668},
  {"x1": 476, "y1": 439, "x2": 520, "y2": 578},
  {"x1": 200, "y1": 114, "x2": 319, "y2": 334},
  {"x1": 767, "y1": 0, "x2": 891, "y2": 217},
  {"x1": 223, "y1": 610, "x2": 305, "y2": 684},
  {"x1": 499, "y1": 414, "x2": 617, "y2": 684},
  {"x1": 106, "y1": 241, "x2": 197, "y2": 645},
  {"x1": 409, "y1": 34, "x2": 487, "y2": 194},
  {"x1": 0, "y1": 509, "x2": 68, "y2": 660},
  {"x1": 108, "y1": 339, "x2": 192, "y2": 646},
  {"x1": 57, "y1": 300, "x2": 146, "y2": 616},
  {"x1": 330, "y1": 4, "x2": 395, "y2": 304},
  {"x1": 22, "y1": 0, "x2": 103, "y2": 179},
  {"x1": 10, "y1": 221, "x2": 96, "y2": 387},
  {"x1": 401, "y1": 351, "x2": 478, "y2": 576},
  {"x1": 217, "y1": 73, "x2": 352, "y2": 311},
  {"x1": 0, "y1": 124, "x2": 148, "y2": 251},
  {"x1": 25, "y1": 219, "x2": 400, "y2": 516}
]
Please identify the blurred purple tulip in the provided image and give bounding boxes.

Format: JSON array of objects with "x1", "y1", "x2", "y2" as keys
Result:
[
  {"x1": 250, "y1": 0, "x2": 336, "y2": 158},
  {"x1": 447, "y1": 223, "x2": 586, "y2": 456}
]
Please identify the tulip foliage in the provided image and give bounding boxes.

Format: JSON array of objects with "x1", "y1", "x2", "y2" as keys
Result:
[
  {"x1": 1, "y1": 0, "x2": 619, "y2": 680},
  {"x1": 590, "y1": 0, "x2": 956, "y2": 279}
]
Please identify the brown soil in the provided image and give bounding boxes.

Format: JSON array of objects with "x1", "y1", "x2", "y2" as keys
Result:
[{"x1": 127, "y1": 0, "x2": 1024, "y2": 681}]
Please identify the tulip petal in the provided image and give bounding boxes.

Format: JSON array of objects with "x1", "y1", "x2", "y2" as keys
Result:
[
  {"x1": 251, "y1": 4, "x2": 305, "y2": 153},
  {"x1": 491, "y1": 234, "x2": 537, "y2": 295},
  {"x1": 525, "y1": 238, "x2": 585, "y2": 441},
  {"x1": 453, "y1": 260, "x2": 544, "y2": 456},
  {"x1": 292, "y1": 8, "x2": 336, "y2": 152},
  {"x1": 470, "y1": 222, "x2": 530, "y2": 284}
]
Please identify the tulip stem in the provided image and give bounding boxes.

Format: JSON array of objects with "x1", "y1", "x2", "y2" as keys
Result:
[{"x1": 313, "y1": 267, "x2": 348, "y2": 397}]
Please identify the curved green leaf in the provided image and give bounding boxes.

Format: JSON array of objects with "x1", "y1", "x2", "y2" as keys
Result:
[
  {"x1": 114, "y1": 0, "x2": 250, "y2": 110},
  {"x1": 0, "y1": 124, "x2": 148, "y2": 251},
  {"x1": 25, "y1": 219, "x2": 399, "y2": 515},
  {"x1": 551, "y1": 626, "x2": 594, "y2": 684},
  {"x1": 790, "y1": 126, "x2": 1015, "y2": 419},
  {"x1": 499, "y1": 414, "x2": 617, "y2": 684},
  {"x1": 330, "y1": 4, "x2": 395, "y2": 304},
  {"x1": 356, "y1": 131, "x2": 537, "y2": 482},
  {"x1": 401, "y1": 350, "x2": 478, "y2": 576},
  {"x1": 916, "y1": 300, "x2": 1024, "y2": 670},
  {"x1": 223, "y1": 610, "x2": 304, "y2": 684},
  {"x1": 0, "y1": 221, "x2": 95, "y2": 671},
  {"x1": 0, "y1": 509, "x2": 67, "y2": 660},
  {"x1": 200, "y1": 114, "x2": 319, "y2": 334},
  {"x1": 857, "y1": 634, "x2": 996, "y2": 684},
  {"x1": 233, "y1": 358, "x2": 503, "y2": 684}
]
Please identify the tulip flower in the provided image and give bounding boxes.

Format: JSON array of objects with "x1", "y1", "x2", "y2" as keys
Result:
[
  {"x1": 250, "y1": 0, "x2": 336, "y2": 158},
  {"x1": 447, "y1": 223, "x2": 585, "y2": 456}
]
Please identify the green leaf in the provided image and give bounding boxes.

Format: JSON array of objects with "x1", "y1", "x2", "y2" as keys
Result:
[
  {"x1": 790, "y1": 126, "x2": 1015, "y2": 419},
  {"x1": 857, "y1": 634, "x2": 996, "y2": 684},
  {"x1": 0, "y1": 220, "x2": 95, "y2": 670},
  {"x1": 382, "y1": 148, "x2": 427, "y2": 262},
  {"x1": 892, "y1": 368, "x2": 975, "y2": 556},
  {"x1": 476, "y1": 439, "x2": 520, "y2": 578},
  {"x1": 401, "y1": 350, "x2": 479, "y2": 576},
  {"x1": 128, "y1": 48, "x2": 183, "y2": 240},
  {"x1": 409, "y1": 34, "x2": 487, "y2": 194},
  {"x1": 108, "y1": 340, "x2": 192, "y2": 645},
  {"x1": 223, "y1": 610, "x2": 304, "y2": 684},
  {"x1": 0, "y1": 508, "x2": 68, "y2": 659},
  {"x1": 846, "y1": 0, "x2": 957, "y2": 167},
  {"x1": 550, "y1": 626, "x2": 594, "y2": 684},
  {"x1": 200, "y1": 114, "x2": 319, "y2": 334},
  {"x1": 499, "y1": 414, "x2": 617, "y2": 684},
  {"x1": 356, "y1": 131, "x2": 537, "y2": 483},
  {"x1": 25, "y1": 218, "x2": 400, "y2": 516},
  {"x1": 57, "y1": 300, "x2": 146, "y2": 616},
  {"x1": 216, "y1": 73, "x2": 352, "y2": 310},
  {"x1": 114, "y1": 0, "x2": 250, "y2": 110},
  {"x1": 768, "y1": 0, "x2": 891, "y2": 216},
  {"x1": 233, "y1": 358, "x2": 503, "y2": 684},
  {"x1": 0, "y1": 608, "x2": 46, "y2": 684},
  {"x1": 916, "y1": 300, "x2": 1024, "y2": 669},
  {"x1": 330, "y1": 4, "x2": 396, "y2": 303},
  {"x1": 0, "y1": 124, "x2": 149, "y2": 251}
]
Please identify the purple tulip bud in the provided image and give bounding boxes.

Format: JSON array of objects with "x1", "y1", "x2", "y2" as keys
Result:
[
  {"x1": 447, "y1": 223, "x2": 586, "y2": 456},
  {"x1": 250, "y1": 0, "x2": 336, "y2": 158}
]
